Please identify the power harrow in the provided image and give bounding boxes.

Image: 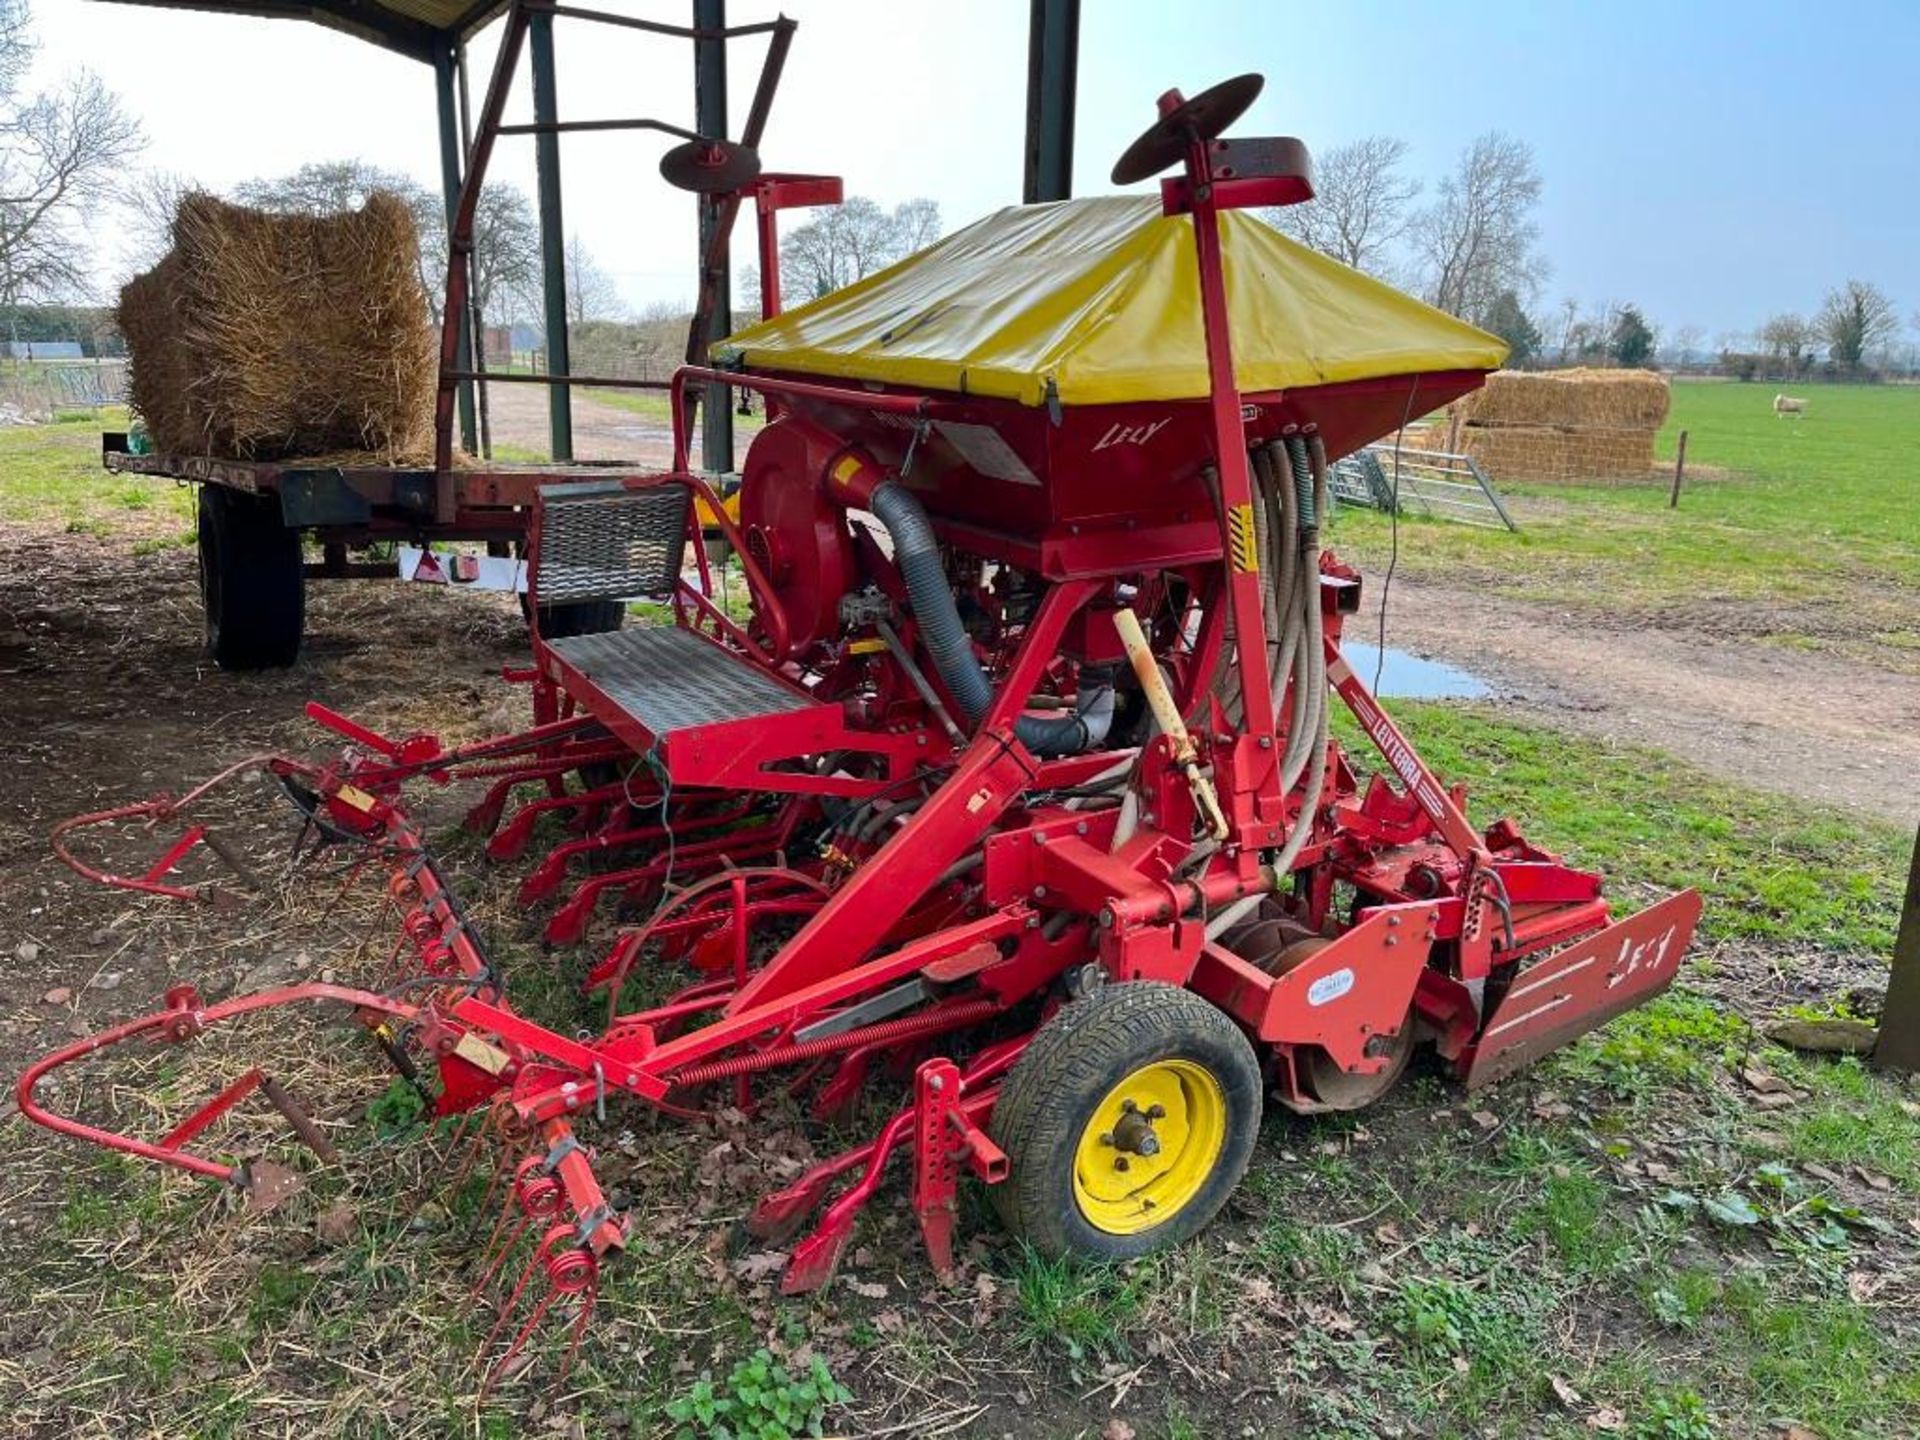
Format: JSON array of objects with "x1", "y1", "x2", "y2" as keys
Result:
[{"x1": 19, "y1": 76, "x2": 1700, "y2": 1389}]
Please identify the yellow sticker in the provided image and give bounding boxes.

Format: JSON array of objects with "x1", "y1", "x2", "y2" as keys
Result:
[
  {"x1": 1227, "y1": 503, "x2": 1260, "y2": 574},
  {"x1": 831, "y1": 454, "x2": 864, "y2": 489},
  {"x1": 848, "y1": 637, "x2": 888, "y2": 655},
  {"x1": 453, "y1": 1031, "x2": 511, "y2": 1076},
  {"x1": 334, "y1": 783, "x2": 378, "y2": 813}
]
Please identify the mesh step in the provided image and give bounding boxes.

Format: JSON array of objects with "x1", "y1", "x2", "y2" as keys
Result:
[
  {"x1": 546, "y1": 626, "x2": 817, "y2": 736},
  {"x1": 536, "y1": 480, "x2": 691, "y2": 604}
]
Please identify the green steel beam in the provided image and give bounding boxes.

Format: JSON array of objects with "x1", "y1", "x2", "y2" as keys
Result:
[
  {"x1": 433, "y1": 40, "x2": 478, "y2": 454},
  {"x1": 693, "y1": 0, "x2": 732, "y2": 475},
  {"x1": 1023, "y1": 0, "x2": 1080, "y2": 203},
  {"x1": 1875, "y1": 824, "x2": 1920, "y2": 1073},
  {"x1": 530, "y1": 7, "x2": 573, "y2": 461}
]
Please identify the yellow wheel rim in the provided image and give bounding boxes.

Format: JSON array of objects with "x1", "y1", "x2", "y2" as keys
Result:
[{"x1": 1071, "y1": 1059, "x2": 1228, "y2": 1235}]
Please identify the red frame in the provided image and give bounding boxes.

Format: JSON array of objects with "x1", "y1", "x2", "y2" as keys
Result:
[{"x1": 24, "y1": 78, "x2": 1703, "y2": 1372}]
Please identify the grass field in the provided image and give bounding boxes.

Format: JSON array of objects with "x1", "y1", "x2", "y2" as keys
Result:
[
  {"x1": 0, "y1": 409, "x2": 193, "y2": 535},
  {"x1": 1336, "y1": 381, "x2": 1920, "y2": 638}
]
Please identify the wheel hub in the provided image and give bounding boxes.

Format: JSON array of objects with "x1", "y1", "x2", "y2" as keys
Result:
[
  {"x1": 1108, "y1": 1099, "x2": 1166, "y2": 1158},
  {"x1": 1072, "y1": 1060, "x2": 1227, "y2": 1235}
]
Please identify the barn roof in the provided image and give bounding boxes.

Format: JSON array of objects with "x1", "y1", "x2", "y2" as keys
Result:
[
  {"x1": 717, "y1": 196, "x2": 1507, "y2": 409},
  {"x1": 89, "y1": 0, "x2": 507, "y2": 62}
]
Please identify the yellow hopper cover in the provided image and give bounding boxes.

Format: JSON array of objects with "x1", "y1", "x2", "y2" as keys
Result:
[{"x1": 717, "y1": 196, "x2": 1506, "y2": 408}]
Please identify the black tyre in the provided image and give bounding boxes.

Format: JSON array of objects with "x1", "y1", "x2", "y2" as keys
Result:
[
  {"x1": 989, "y1": 982, "x2": 1262, "y2": 1261},
  {"x1": 532, "y1": 598, "x2": 626, "y2": 639},
  {"x1": 197, "y1": 485, "x2": 304, "y2": 670}
]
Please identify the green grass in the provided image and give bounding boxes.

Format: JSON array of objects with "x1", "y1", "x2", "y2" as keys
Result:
[
  {"x1": 1367, "y1": 701, "x2": 1909, "y2": 954},
  {"x1": 582, "y1": 385, "x2": 768, "y2": 441},
  {"x1": 1337, "y1": 380, "x2": 1920, "y2": 627},
  {"x1": 0, "y1": 410, "x2": 192, "y2": 533},
  {"x1": 580, "y1": 386, "x2": 676, "y2": 423},
  {"x1": 1007, "y1": 1247, "x2": 1152, "y2": 1361}
]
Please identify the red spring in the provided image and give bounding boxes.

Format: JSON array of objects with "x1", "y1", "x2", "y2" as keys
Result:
[
  {"x1": 479, "y1": 1223, "x2": 599, "y2": 1398},
  {"x1": 473, "y1": 1158, "x2": 566, "y2": 1304}
]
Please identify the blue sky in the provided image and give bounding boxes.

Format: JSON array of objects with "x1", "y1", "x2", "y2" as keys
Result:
[{"x1": 40, "y1": 0, "x2": 1920, "y2": 341}]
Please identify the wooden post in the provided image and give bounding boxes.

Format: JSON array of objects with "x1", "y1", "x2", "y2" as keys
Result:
[
  {"x1": 1668, "y1": 429, "x2": 1688, "y2": 508},
  {"x1": 1872, "y1": 822, "x2": 1920, "y2": 1073}
]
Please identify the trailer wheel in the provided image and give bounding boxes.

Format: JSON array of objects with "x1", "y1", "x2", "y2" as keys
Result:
[
  {"x1": 197, "y1": 486, "x2": 304, "y2": 670},
  {"x1": 531, "y1": 599, "x2": 626, "y2": 638},
  {"x1": 990, "y1": 982, "x2": 1261, "y2": 1260}
]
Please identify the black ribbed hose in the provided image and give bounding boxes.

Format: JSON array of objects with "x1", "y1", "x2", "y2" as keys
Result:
[{"x1": 866, "y1": 482, "x2": 1112, "y2": 756}]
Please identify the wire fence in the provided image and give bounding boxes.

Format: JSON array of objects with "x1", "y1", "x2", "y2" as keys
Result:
[{"x1": 0, "y1": 358, "x2": 130, "y2": 422}]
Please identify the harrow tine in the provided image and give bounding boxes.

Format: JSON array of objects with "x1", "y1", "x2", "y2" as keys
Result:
[
  {"x1": 472, "y1": 1153, "x2": 568, "y2": 1306},
  {"x1": 472, "y1": 1158, "x2": 541, "y2": 1302},
  {"x1": 423, "y1": 1110, "x2": 492, "y2": 1211},
  {"x1": 478, "y1": 1224, "x2": 599, "y2": 1401},
  {"x1": 479, "y1": 1232, "x2": 550, "y2": 1380},
  {"x1": 468, "y1": 1141, "x2": 513, "y2": 1234},
  {"x1": 467, "y1": 1100, "x2": 535, "y2": 1230}
]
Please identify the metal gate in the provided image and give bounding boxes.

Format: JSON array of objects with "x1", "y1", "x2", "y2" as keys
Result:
[{"x1": 1330, "y1": 444, "x2": 1518, "y2": 531}]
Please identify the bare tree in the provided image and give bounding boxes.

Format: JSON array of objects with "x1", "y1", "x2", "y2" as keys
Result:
[
  {"x1": 233, "y1": 159, "x2": 539, "y2": 329},
  {"x1": 1552, "y1": 298, "x2": 1580, "y2": 363},
  {"x1": 1417, "y1": 132, "x2": 1544, "y2": 324},
  {"x1": 893, "y1": 197, "x2": 942, "y2": 253},
  {"x1": 1266, "y1": 135, "x2": 1417, "y2": 276},
  {"x1": 735, "y1": 261, "x2": 762, "y2": 320},
  {"x1": 464, "y1": 185, "x2": 539, "y2": 327},
  {"x1": 1670, "y1": 324, "x2": 1706, "y2": 367},
  {"x1": 780, "y1": 196, "x2": 941, "y2": 301},
  {"x1": 0, "y1": 2, "x2": 144, "y2": 308},
  {"x1": 233, "y1": 157, "x2": 432, "y2": 220},
  {"x1": 564, "y1": 231, "x2": 624, "y2": 323},
  {"x1": 1816, "y1": 279, "x2": 1897, "y2": 370},
  {"x1": 1758, "y1": 312, "x2": 1814, "y2": 371},
  {"x1": 119, "y1": 168, "x2": 201, "y2": 268}
]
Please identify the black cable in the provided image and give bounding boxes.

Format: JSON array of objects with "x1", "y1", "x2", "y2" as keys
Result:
[
  {"x1": 1374, "y1": 378, "x2": 1423, "y2": 694},
  {"x1": 825, "y1": 762, "x2": 957, "y2": 842},
  {"x1": 623, "y1": 746, "x2": 678, "y2": 918}
]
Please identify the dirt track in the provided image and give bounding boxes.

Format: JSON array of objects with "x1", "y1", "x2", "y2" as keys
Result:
[
  {"x1": 480, "y1": 380, "x2": 682, "y2": 465},
  {"x1": 1358, "y1": 576, "x2": 1920, "y2": 826}
]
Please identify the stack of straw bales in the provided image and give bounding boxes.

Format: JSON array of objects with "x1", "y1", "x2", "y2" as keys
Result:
[
  {"x1": 1430, "y1": 368, "x2": 1671, "y2": 483},
  {"x1": 118, "y1": 192, "x2": 435, "y2": 462}
]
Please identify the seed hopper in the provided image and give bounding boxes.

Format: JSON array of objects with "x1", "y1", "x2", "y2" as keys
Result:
[{"x1": 20, "y1": 76, "x2": 1701, "y2": 1387}]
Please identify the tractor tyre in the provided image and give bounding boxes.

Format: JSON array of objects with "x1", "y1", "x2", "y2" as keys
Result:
[
  {"x1": 989, "y1": 982, "x2": 1262, "y2": 1261},
  {"x1": 197, "y1": 485, "x2": 304, "y2": 670}
]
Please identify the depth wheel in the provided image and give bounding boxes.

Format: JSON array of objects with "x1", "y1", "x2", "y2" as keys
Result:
[
  {"x1": 989, "y1": 983, "x2": 1262, "y2": 1261},
  {"x1": 1267, "y1": 939, "x2": 1416, "y2": 1112},
  {"x1": 197, "y1": 485, "x2": 304, "y2": 670}
]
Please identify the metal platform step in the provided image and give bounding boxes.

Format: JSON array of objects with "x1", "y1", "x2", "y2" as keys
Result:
[{"x1": 546, "y1": 626, "x2": 818, "y2": 737}]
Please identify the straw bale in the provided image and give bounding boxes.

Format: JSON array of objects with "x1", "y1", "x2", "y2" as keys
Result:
[
  {"x1": 1455, "y1": 423, "x2": 1655, "y2": 483},
  {"x1": 1453, "y1": 367, "x2": 1670, "y2": 430},
  {"x1": 117, "y1": 191, "x2": 435, "y2": 462}
]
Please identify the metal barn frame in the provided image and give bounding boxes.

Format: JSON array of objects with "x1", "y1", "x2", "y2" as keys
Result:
[{"x1": 93, "y1": 0, "x2": 1085, "y2": 474}]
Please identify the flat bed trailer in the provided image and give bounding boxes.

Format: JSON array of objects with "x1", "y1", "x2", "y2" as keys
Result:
[
  {"x1": 99, "y1": 3, "x2": 831, "y2": 672},
  {"x1": 104, "y1": 434, "x2": 644, "y2": 666}
]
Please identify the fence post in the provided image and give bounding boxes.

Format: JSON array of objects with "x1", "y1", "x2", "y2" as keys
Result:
[
  {"x1": 1668, "y1": 429, "x2": 1688, "y2": 509},
  {"x1": 1873, "y1": 823, "x2": 1920, "y2": 1073}
]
